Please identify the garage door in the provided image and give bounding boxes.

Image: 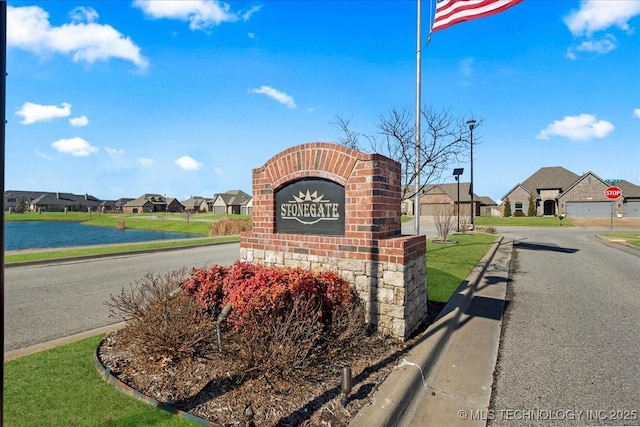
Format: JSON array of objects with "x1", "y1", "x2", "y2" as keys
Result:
[
  {"x1": 623, "y1": 201, "x2": 640, "y2": 217},
  {"x1": 566, "y1": 201, "x2": 612, "y2": 218},
  {"x1": 420, "y1": 203, "x2": 449, "y2": 216}
]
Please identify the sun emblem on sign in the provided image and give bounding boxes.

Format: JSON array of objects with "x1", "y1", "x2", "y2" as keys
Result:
[{"x1": 291, "y1": 190, "x2": 326, "y2": 203}]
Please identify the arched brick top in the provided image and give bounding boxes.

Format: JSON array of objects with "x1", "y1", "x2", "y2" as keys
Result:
[
  {"x1": 247, "y1": 141, "x2": 402, "y2": 239},
  {"x1": 258, "y1": 142, "x2": 364, "y2": 189}
]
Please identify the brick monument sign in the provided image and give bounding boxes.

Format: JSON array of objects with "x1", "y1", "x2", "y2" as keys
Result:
[{"x1": 240, "y1": 142, "x2": 427, "y2": 340}]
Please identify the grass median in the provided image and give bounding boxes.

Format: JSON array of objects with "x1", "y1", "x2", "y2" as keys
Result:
[
  {"x1": 426, "y1": 232, "x2": 498, "y2": 303},
  {"x1": 600, "y1": 232, "x2": 640, "y2": 248},
  {"x1": 3, "y1": 335, "x2": 195, "y2": 427},
  {"x1": 3, "y1": 233, "x2": 497, "y2": 426}
]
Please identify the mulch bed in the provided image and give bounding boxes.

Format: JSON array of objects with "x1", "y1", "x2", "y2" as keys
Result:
[{"x1": 97, "y1": 301, "x2": 446, "y2": 427}]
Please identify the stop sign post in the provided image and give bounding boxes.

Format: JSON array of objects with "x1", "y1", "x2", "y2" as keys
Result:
[{"x1": 605, "y1": 186, "x2": 622, "y2": 230}]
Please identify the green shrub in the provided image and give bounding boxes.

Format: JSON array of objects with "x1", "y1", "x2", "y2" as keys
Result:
[
  {"x1": 503, "y1": 198, "x2": 512, "y2": 217},
  {"x1": 528, "y1": 195, "x2": 536, "y2": 217}
]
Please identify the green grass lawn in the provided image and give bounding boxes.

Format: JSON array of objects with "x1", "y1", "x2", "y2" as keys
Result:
[
  {"x1": 426, "y1": 233, "x2": 498, "y2": 303},
  {"x1": 5, "y1": 211, "x2": 251, "y2": 236},
  {"x1": 4, "y1": 211, "x2": 91, "y2": 221},
  {"x1": 3, "y1": 335, "x2": 195, "y2": 427},
  {"x1": 600, "y1": 232, "x2": 640, "y2": 248}
]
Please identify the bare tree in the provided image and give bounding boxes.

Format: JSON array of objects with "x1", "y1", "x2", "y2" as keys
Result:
[
  {"x1": 433, "y1": 206, "x2": 457, "y2": 242},
  {"x1": 331, "y1": 114, "x2": 366, "y2": 151},
  {"x1": 333, "y1": 106, "x2": 479, "y2": 201}
]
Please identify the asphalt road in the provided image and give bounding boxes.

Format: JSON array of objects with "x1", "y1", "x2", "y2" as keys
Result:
[
  {"x1": 489, "y1": 227, "x2": 640, "y2": 426},
  {"x1": 4, "y1": 243, "x2": 240, "y2": 352}
]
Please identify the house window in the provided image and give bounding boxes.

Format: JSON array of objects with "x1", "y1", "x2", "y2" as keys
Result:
[{"x1": 515, "y1": 202, "x2": 523, "y2": 212}]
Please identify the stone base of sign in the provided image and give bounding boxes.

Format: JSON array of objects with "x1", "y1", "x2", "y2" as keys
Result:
[
  {"x1": 240, "y1": 236, "x2": 426, "y2": 339},
  {"x1": 240, "y1": 142, "x2": 427, "y2": 340}
]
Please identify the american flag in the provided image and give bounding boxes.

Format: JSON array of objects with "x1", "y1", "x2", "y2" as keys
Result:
[{"x1": 432, "y1": 0, "x2": 523, "y2": 33}]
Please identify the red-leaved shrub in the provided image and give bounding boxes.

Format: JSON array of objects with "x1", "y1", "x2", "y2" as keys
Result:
[
  {"x1": 181, "y1": 261, "x2": 356, "y2": 333},
  {"x1": 181, "y1": 264, "x2": 228, "y2": 316}
]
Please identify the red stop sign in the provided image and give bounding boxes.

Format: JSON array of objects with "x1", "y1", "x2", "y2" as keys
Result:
[{"x1": 605, "y1": 186, "x2": 622, "y2": 199}]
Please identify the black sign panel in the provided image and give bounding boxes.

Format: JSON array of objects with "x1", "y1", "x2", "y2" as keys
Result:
[{"x1": 276, "y1": 179, "x2": 345, "y2": 236}]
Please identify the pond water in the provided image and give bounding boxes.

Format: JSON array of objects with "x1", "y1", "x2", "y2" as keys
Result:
[{"x1": 4, "y1": 221, "x2": 200, "y2": 251}]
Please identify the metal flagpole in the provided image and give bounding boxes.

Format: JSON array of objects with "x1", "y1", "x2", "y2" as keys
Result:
[
  {"x1": 1, "y1": 0, "x2": 7, "y2": 419},
  {"x1": 413, "y1": 0, "x2": 422, "y2": 235}
]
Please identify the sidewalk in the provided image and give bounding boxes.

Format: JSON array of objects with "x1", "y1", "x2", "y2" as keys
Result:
[{"x1": 350, "y1": 236, "x2": 512, "y2": 427}]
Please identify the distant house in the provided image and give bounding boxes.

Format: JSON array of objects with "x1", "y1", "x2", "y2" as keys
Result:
[
  {"x1": 4, "y1": 190, "x2": 102, "y2": 212},
  {"x1": 200, "y1": 198, "x2": 214, "y2": 212},
  {"x1": 404, "y1": 183, "x2": 495, "y2": 217},
  {"x1": 211, "y1": 190, "x2": 252, "y2": 215},
  {"x1": 478, "y1": 196, "x2": 500, "y2": 217},
  {"x1": 502, "y1": 166, "x2": 578, "y2": 216},
  {"x1": 122, "y1": 194, "x2": 168, "y2": 214},
  {"x1": 99, "y1": 198, "x2": 134, "y2": 213},
  {"x1": 181, "y1": 196, "x2": 207, "y2": 213},
  {"x1": 502, "y1": 167, "x2": 640, "y2": 217},
  {"x1": 165, "y1": 198, "x2": 185, "y2": 213}
]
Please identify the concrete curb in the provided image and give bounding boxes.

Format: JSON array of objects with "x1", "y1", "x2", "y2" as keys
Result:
[
  {"x1": 4, "y1": 322, "x2": 127, "y2": 362},
  {"x1": 349, "y1": 235, "x2": 506, "y2": 427},
  {"x1": 589, "y1": 234, "x2": 640, "y2": 256},
  {"x1": 94, "y1": 348, "x2": 218, "y2": 426}
]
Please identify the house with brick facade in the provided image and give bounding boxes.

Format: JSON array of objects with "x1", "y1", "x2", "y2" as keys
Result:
[
  {"x1": 404, "y1": 183, "x2": 497, "y2": 217},
  {"x1": 181, "y1": 196, "x2": 207, "y2": 213},
  {"x1": 502, "y1": 167, "x2": 640, "y2": 218}
]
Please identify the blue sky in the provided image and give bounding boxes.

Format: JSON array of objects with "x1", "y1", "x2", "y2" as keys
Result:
[{"x1": 5, "y1": 0, "x2": 640, "y2": 203}]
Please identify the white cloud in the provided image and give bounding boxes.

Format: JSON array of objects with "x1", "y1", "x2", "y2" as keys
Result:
[
  {"x1": 564, "y1": 1, "x2": 640, "y2": 36},
  {"x1": 573, "y1": 35, "x2": 617, "y2": 55},
  {"x1": 633, "y1": 108, "x2": 640, "y2": 119},
  {"x1": 69, "y1": 6, "x2": 99, "y2": 24},
  {"x1": 35, "y1": 149, "x2": 54, "y2": 160},
  {"x1": 537, "y1": 114, "x2": 614, "y2": 141},
  {"x1": 133, "y1": 0, "x2": 258, "y2": 31},
  {"x1": 7, "y1": 5, "x2": 148, "y2": 69},
  {"x1": 138, "y1": 157, "x2": 154, "y2": 167},
  {"x1": 250, "y1": 85, "x2": 296, "y2": 109},
  {"x1": 105, "y1": 147, "x2": 125, "y2": 157},
  {"x1": 176, "y1": 155, "x2": 202, "y2": 171},
  {"x1": 104, "y1": 147, "x2": 128, "y2": 171},
  {"x1": 69, "y1": 115, "x2": 89, "y2": 127},
  {"x1": 241, "y1": 5, "x2": 263, "y2": 21},
  {"x1": 564, "y1": 1, "x2": 640, "y2": 59},
  {"x1": 17, "y1": 102, "x2": 71, "y2": 124},
  {"x1": 52, "y1": 137, "x2": 99, "y2": 156},
  {"x1": 458, "y1": 58, "x2": 474, "y2": 77}
]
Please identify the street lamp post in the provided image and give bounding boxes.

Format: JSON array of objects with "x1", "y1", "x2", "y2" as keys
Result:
[
  {"x1": 453, "y1": 168, "x2": 464, "y2": 232},
  {"x1": 467, "y1": 120, "x2": 476, "y2": 230}
]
